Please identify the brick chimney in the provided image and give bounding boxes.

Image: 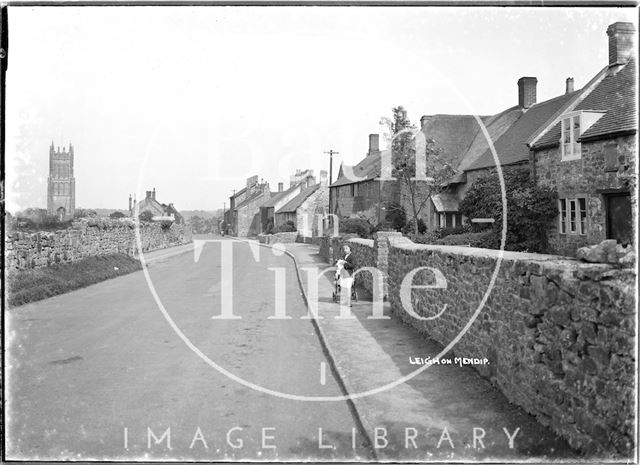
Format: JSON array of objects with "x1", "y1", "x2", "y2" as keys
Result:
[
  {"x1": 566, "y1": 77, "x2": 574, "y2": 94},
  {"x1": 278, "y1": 182, "x2": 283, "y2": 192},
  {"x1": 518, "y1": 77, "x2": 537, "y2": 109},
  {"x1": 152, "y1": 187, "x2": 156, "y2": 200},
  {"x1": 319, "y1": 170, "x2": 328, "y2": 186},
  {"x1": 607, "y1": 22, "x2": 635, "y2": 67},
  {"x1": 368, "y1": 134, "x2": 380, "y2": 156},
  {"x1": 146, "y1": 190, "x2": 152, "y2": 199}
]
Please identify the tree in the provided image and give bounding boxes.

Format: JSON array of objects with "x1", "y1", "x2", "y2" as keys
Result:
[
  {"x1": 459, "y1": 168, "x2": 558, "y2": 253},
  {"x1": 380, "y1": 106, "x2": 455, "y2": 234}
]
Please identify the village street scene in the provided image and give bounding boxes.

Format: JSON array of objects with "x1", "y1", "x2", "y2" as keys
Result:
[{"x1": 2, "y1": 6, "x2": 637, "y2": 464}]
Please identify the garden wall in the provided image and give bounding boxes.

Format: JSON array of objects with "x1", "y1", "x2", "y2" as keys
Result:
[
  {"x1": 386, "y1": 238, "x2": 635, "y2": 456},
  {"x1": 5, "y1": 218, "x2": 192, "y2": 271}
]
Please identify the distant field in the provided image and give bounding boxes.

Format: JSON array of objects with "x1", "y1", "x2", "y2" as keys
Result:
[{"x1": 7, "y1": 254, "x2": 142, "y2": 307}]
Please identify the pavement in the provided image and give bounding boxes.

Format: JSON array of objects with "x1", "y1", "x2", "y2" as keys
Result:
[{"x1": 282, "y1": 241, "x2": 578, "y2": 461}]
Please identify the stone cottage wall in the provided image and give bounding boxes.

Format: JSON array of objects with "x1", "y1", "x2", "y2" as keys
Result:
[
  {"x1": 534, "y1": 134, "x2": 637, "y2": 256},
  {"x1": 236, "y1": 192, "x2": 271, "y2": 237},
  {"x1": 386, "y1": 240, "x2": 635, "y2": 455},
  {"x1": 5, "y1": 218, "x2": 192, "y2": 271},
  {"x1": 296, "y1": 185, "x2": 329, "y2": 239}
]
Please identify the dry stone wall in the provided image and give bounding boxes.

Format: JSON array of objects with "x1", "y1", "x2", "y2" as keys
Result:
[
  {"x1": 386, "y1": 239, "x2": 635, "y2": 456},
  {"x1": 5, "y1": 218, "x2": 192, "y2": 271}
]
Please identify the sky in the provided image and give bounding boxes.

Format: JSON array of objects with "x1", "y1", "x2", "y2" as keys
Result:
[{"x1": 5, "y1": 6, "x2": 637, "y2": 212}]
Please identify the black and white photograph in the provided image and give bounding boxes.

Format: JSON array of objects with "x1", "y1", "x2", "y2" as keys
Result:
[{"x1": 1, "y1": 3, "x2": 638, "y2": 463}]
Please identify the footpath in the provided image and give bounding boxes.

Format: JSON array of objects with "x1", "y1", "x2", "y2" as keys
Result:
[{"x1": 284, "y1": 242, "x2": 578, "y2": 462}]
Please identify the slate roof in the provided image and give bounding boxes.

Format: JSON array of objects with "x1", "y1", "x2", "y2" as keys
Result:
[
  {"x1": 533, "y1": 59, "x2": 637, "y2": 148},
  {"x1": 465, "y1": 92, "x2": 577, "y2": 171},
  {"x1": 277, "y1": 184, "x2": 321, "y2": 213},
  {"x1": 432, "y1": 193, "x2": 460, "y2": 212}
]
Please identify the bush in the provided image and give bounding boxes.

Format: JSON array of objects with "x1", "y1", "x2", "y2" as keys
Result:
[
  {"x1": 433, "y1": 231, "x2": 494, "y2": 247},
  {"x1": 277, "y1": 220, "x2": 296, "y2": 232},
  {"x1": 138, "y1": 210, "x2": 154, "y2": 222},
  {"x1": 110, "y1": 211, "x2": 126, "y2": 219},
  {"x1": 339, "y1": 217, "x2": 373, "y2": 238},
  {"x1": 384, "y1": 204, "x2": 407, "y2": 231},
  {"x1": 265, "y1": 218, "x2": 275, "y2": 235},
  {"x1": 459, "y1": 168, "x2": 557, "y2": 253},
  {"x1": 7, "y1": 253, "x2": 142, "y2": 307}
]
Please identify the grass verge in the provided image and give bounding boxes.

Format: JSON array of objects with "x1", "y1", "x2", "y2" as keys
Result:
[{"x1": 7, "y1": 253, "x2": 142, "y2": 307}]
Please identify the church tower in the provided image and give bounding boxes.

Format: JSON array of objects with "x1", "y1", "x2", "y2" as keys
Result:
[{"x1": 47, "y1": 141, "x2": 76, "y2": 221}]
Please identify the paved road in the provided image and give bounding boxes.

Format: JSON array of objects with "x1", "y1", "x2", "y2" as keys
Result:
[{"x1": 6, "y1": 237, "x2": 371, "y2": 461}]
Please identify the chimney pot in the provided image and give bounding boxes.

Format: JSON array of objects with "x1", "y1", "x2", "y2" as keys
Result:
[
  {"x1": 607, "y1": 22, "x2": 635, "y2": 67},
  {"x1": 152, "y1": 187, "x2": 156, "y2": 200},
  {"x1": 518, "y1": 77, "x2": 537, "y2": 109},
  {"x1": 368, "y1": 134, "x2": 380, "y2": 156},
  {"x1": 565, "y1": 77, "x2": 574, "y2": 94},
  {"x1": 420, "y1": 115, "x2": 432, "y2": 129}
]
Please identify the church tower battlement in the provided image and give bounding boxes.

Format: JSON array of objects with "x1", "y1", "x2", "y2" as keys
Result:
[{"x1": 47, "y1": 141, "x2": 76, "y2": 220}]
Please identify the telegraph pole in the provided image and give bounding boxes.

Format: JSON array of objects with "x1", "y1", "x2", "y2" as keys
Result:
[
  {"x1": 324, "y1": 149, "x2": 339, "y2": 221},
  {"x1": 324, "y1": 149, "x2": 339, "y2": 186}
]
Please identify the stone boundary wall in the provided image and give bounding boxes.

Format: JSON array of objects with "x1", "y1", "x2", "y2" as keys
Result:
[
  {"x1": 5, "y1": 218, "x2": 192, "y2": 271},
  {"x1": 257, "y1": 232, "x2": 299, "y2": 244},
  {"x1": 386, "y1": 239, "x2": 635, "y2": 456},
  {"x1": 344, "y1": 238, "x2": 375, "y2": 294}
]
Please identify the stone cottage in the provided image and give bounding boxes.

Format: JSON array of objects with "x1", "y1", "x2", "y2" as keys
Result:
[
  {"x1": 130, "y1": 188, "x2": 184, "y2": 224},
  {"x1": 259, "y1": 169, "x2": 316, "y2": 233},
  {"x1": 329, "y1": 134, "x2": 399, "y2": 225},
  {"x1": 275, "y1": 170, "x2": 329, "y2": 238},
  {"x1": 529, "y1": 22, "x2": 636, "y2": 256},
  {"x1": 227, "y1": 175, "x2": 271, "y2": 237}
]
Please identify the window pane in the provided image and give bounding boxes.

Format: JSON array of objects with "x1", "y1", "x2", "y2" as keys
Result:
[
  {"x1": 579, "y1": 198, "x2": 587, "y2": 234},
  {"x1": 559, "y1": 199, "x2": 567, "y2": 234},
  {"x1": 569, "y1": 200, "x2": 577, "y2": 233}
]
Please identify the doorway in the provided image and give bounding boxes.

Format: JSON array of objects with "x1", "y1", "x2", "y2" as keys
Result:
[{"x1": 605, "y1": 193, "x2": 632, "y2": 246}]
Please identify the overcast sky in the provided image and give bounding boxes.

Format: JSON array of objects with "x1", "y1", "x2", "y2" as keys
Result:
[{"x1": 5, "y1": 6, "x2": 636, "y2": 212}]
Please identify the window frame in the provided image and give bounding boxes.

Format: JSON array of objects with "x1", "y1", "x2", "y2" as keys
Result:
[
  {"x1": 560, "y1": 113, "x2": 583, "y2": 161},
  {"x1": 559, "y1": 196, "x2": 588, "y2": 236}
]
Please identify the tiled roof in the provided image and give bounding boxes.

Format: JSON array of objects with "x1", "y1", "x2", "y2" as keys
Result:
[
  {"x1": 330, "y1": 149, "x2": 387, "y2": 187},
  {"x1": 432, "y1": 193, "x2": 460, "y2": 212},
  {"x1": 234, "y1": 189, "x2": 267, "y2": 210},
  {"x1": 465, "y1": 92, "x2": 576, "y2": 171},
  {"x1": 421, "y1": 115, "x2": 489, "y2": 168},
  {"x1": 457, "y1": 106, "x2": 524, "y2": 171},
  {"x1": 277, "y1": 184, "x2": 321, "y2": 213},
  {"x1": 533, "y1": 59, "x2": 636, "y2": 148},
  {"x1": 261, "y1": 185, "x2": 299, "y2": 208},
  {"x1": 330, "y1": 114, "x2": 486, "y2": 188}
]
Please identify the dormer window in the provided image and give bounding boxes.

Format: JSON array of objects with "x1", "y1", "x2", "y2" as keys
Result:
[
  {"x1": 561, "y1": 113, "x2": 581, "y2": 160},
  {"x1": 560, "y1": 110, "x2": 606, "y2": 161}
]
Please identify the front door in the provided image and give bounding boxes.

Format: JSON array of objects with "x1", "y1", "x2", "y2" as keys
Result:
[{"x1": 606, "y1": 193, "x2": 632, "y2": 246}]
